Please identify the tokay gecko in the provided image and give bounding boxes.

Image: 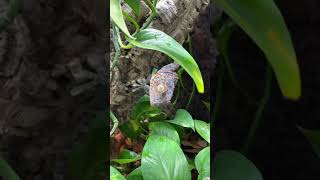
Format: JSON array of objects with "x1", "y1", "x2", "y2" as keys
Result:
[{"x1": 149, "y1": 63, "x2": 180, "y2": 106}]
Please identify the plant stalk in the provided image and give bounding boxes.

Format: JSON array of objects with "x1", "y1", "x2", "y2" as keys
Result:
[{"x1": 242, "y1": 64, "x2": 272, "y2": 154}]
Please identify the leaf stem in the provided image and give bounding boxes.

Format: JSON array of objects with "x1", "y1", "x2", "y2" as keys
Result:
[
  {"x1": 140, "y1": 0, "x2": 158, "y2": 30},
  {"x1": 122, "y1": 11, "x2": 141, "y2": 32},
  {"x1": 242, "y1": 64, "x2": 272, "y2": 154},
  {"x1": 185, "y1": 34, "x2": 195, "y2": 110}
]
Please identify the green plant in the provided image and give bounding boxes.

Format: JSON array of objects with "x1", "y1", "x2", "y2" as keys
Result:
[
  {"x1": 0, "y1": 157, "x2": 21, "y2": 180},
  {"x1": 110, "y1": 0, "x2": 204, "y2": 93},
  {"x1": 110, "y1": 95, "x2": 210, "y2": 180},
  {"x1": 67, "y1": 111, "x2": 107, "y2": 180},
  {"x1": 215, "y1": 0, "x2": 301, "y2": 100},
  {"x1": 212, "y1": 0, "x2": 302, "y2": 179}
]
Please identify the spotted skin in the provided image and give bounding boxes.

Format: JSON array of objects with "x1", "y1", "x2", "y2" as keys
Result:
[{"x1": 149, "y1": 63, "x2": 180, "y2": 106}]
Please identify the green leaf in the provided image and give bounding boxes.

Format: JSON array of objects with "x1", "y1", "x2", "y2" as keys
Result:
[
  {"x1": 0, "y1": 157, "x2": 21, "y2": 180},
  {"x1": 141, "y1": 135, "x2": 191, "y2": 180},
  {"x1": 213, "y1": 150, "x2": 263, "y2": 180},
  {"x1": 119, "y1": 119, "x2": 142, "y2": 139},
  {"x1": 131, "y1": 95, "x2": 162, "y2": 120},
  {"x1": 194, "y1": 120, "x2": 210, "y2": 143},
  {"x1": 124, "y1": 0, "x2": 140, "y2": 16},
  {"x1": 216, "y1": 0, "x2": 301, "y2": 100},
  {"x1": 112, "y1": 149, "x2": 141, "y2": 164},
  {"x1": 127, "y1": 28, "x2": 204, "y2": 93},
  {"x1": 110, "y1": 166, "x2": 127, "y2": 180},
  {"x1": 127, "y1": 167, "x2": 144, "y2": 180},
  {"x1": 195, "y1": 147, "x2": 210, "y2": 180},
  {"x1": 297, "y1": 126, "x2": 320, "y2": 158},
  {"x1": 67, "y1": 112, "x2": 107, "y2": 180},
  {"x1": 168, "y1": 109, "x2": 195, "y2": 131},
  {"x1": 149, "y1": 121, "x2": 180, "y2": 145},
  {"x1": 110, "y1": 0, "x2": 134, "y2": 38}
]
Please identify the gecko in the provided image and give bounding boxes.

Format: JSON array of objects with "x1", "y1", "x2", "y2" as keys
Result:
[{"x1": 149, "y1": 63, "x2": 180, "y2": 106}]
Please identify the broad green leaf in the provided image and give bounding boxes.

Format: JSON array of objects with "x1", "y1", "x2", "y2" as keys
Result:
[
  {"x1": 124, "y1": 0, "x2": 140, "y2": 16},
  {"x1": 127, "y1": 28, "x2": 204, "y2": 93},
  {"x1": 297, "y1": 126, "x2": 320, "y2": 158},
  {"x1": 127, "y1": 167, "x2": 143, "y2": 180},
  {"x1": 119, "y1": 119, "x2": 142, "y2": 139},
  {"x1": 141, "y1": 135, "x2": 191, "y2": 180},
  {"x1": 0, "y1": 157, "x2": 21, "y2": 180},
  {"x1": 194, "y1": 120, "x2": 210, "y2": 143},
  {"x1": 168, "y1": 109, "x2": 195, "y2": 131},
  {"x1": 131, "y1": 95, "x2": 162, "y2": 120},
  {"x1": 110, "y1": 0, "x2": 133, "y2": 38},
  {"x1": 110, "y1": 166, "x2": 126, "y2": 180},
  {"x1": 149, "y1": 121, "x2": 180, "y2": 145},
  {"x1": 112, "y1": 149, "x2": 141, "y2": 164},
  {"x1": 213, "y1": 150, "x2": 263, "y2": 180},
  {"x1": 67, "y1": 112, "x2": 107, "y2": 180},
  {"x1": 195, "y1": 147, "x2": 210, "y2": 180},
  {"x1": 216, "y1": 0, "x2": 301, "y2": 100}
]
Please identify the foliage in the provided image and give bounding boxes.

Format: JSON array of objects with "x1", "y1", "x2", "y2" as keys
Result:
[
  {"x1": 0, "y1": 157, "x2": 21, "y2": 180},
  {"x1": 213, "y1": 150, "x2": 263, "y2": 180},
  {"x1": 298, "y1": 126, "x2": 320, "y2": 158},
  {"x1": 215, "y1": 0, "x2": 301, "y2": 100},
  {"x1": 110, "y1": 0, "x2": 204, "y2": 93},
  {"x1": 111, "y1": 96, "x2": 210, "y2": 180},
  {"x1": 67, "y1": 112, "x2": 107, "y2": 180}
]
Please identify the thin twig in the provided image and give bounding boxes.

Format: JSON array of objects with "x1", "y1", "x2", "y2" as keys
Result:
[
  {"x1": 122, "y1": 11, "x2": 140, "y2": 32},
  {"x1": 185, "y1": 34, "x2": 195, "y2": 110}
]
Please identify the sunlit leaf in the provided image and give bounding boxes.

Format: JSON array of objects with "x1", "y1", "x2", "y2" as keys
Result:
[
  {"x1": 167, "y1": 109, "x2": 195, "y2": 131},
  {"x1": 110, "y1": 0, "x2": 134, "y2": 38},
  {"x1": 216, "y1": 0, "x2": 301, "y2": 99},
  {"x1": 127, "y1": 28, "x2": 204, "y2": 93},
  {"x1": 194, "y1": 120, "x2": 210, "y2": 143},
  {"x1": 213, "y1": 150, "x2": 263, "y2": 180},
  {"x1": 112, "y1": 149, "x2": 141, "y2": 164},
  {"x1": 149, "y1": 121, "x2": 180, "y2": 145},
  {"x1": 141, "y1": 135, "x2": 191, "y2": 180},
  {"x1": 124, "y1": 0, "x2": 140, "y2": 16},
  {"x1": 195, "y1": 147, "x2": 210, "y2": 180},
  {"x1": 110, "y1": 166, "x2": 126, "y2": 180},
  {"x1": 127, "y1": 167, "x2": 143, "y2": 180}
]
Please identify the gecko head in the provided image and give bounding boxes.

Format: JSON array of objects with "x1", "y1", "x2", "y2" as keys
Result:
[{"x1": 156, "y1": 83, "x2": 167, "y2": 94}]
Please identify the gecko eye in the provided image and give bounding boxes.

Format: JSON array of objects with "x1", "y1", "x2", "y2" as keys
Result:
[{"x1": 156, "y1": 84, "x2": 167, "y2": 94}]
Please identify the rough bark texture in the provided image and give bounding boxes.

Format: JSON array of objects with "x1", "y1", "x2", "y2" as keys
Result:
[
  {"x1": 110, "y1": 0, "x2": 212, "y2": 122},
  {"x1": 0, "y1": 0, "x2": 107, "y2": 179}
]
